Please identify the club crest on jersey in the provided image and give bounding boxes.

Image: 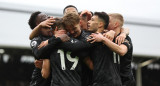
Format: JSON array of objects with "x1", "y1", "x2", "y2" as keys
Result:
[{"x1": 31, "y1": 41, "x2": 37, "y2": 48}]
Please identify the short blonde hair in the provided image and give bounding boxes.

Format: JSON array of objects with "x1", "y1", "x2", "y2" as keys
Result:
[{"x1": 109, "y1": 13, "x2": 124, "y2": 27}]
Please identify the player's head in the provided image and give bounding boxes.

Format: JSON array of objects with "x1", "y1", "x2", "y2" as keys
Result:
[
  {"x1": 63, "y1": 13, "x2": 81, "y2": 38},
  {"x1": 28, "y1": 11, "x2": 52, "y2": 37},
  {"x1": 79, "y1": 11, "x2": 89, "y2": 30},
  {"x1": 51, "y1": 18, "x2": 66, "y2": 32},
  {"x1": 51, "y1": 18, "x2": 64, "y2": 30},
  {"x1": 87, "y1": 12, "x2": 109, "y2": 33},
  {"x1": 63, "y1": 5, "x2": 78, "y2": 16},
  {"x1": 48, "y1": 17, "x2": 66, "y2": 35},
  {"x1": 107, "y1": 13, "x2": 124, "y2": 30},
  {"x1": 28, "y1": 11, "x2": 48, "y2": 30}
]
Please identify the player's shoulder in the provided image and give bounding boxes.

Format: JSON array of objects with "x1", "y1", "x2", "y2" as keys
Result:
[
  {"x1": 81, "y1": 30, "x2": 92, "y2": 40},
  {"x1": 125, "y1": 35, "x2": 132, "y2": 43},
  {"x1": 31, "y1": 36, "x2": 41, "y2": 41},
  {"x1": 30, "y1": 36, "x2": 41, "y2": 48},
  {"x1": 123, "y1": 35, "x2": 133, "y2": 49},
  {"x1": 126, "y1": 35, "x2": 131, "y2": 39},
  {"x1": 82, "y1": 30, "x2": 92, "y2": 35}
]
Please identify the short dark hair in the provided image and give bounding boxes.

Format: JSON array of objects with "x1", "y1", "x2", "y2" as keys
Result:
[
  {"x1": 51, "y1": 18, "x2": 65, "y2": 30},
  {"x1": 94, "y1": 12, "x2": 109, "y2": 29},
  {"x1": 63, "y1": 5, "x2": 78, "y2": 14},
  {"x1": 28, "y1": 11, "x2": 41, "y2": 30}
]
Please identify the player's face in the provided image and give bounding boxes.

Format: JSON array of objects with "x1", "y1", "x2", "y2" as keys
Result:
[
  {"x1": 66, "y1": 23, "x2": 81, "y2": 38},
  {"x1": 37, "y1": 14, "x2": 52, "y2": 37},
  {"x1": 64, "y1": 7, "x2": 78, "y2": 15},
  {"x1": 36, "y1": 13, "x2": 48, "y2": 25},
  {"x1": 87, "y1": 15, "x2": 99, "y2": 32},
  {"x1": 107, "y1": 16, "x2": 115, "y2": 30},
  {"x1": 41, "y1": 27, "x2": 52, "y2": 37}
]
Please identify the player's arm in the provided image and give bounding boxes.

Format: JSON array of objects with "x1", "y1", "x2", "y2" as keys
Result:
[
  {"x1": 37, "y1": 37, "x2": 62, "y2": 59},
  {"x1": 29, "y1": 17, "x2": 54, "y2": 40},
  {"x1": 115, "y1": 28, "x2": 129, "y2": 45},
  {"x1": 41, "y1": 38, "x2": 91, "y2": 52},
  {"x1": 30, "y1": 37, "x2": 43, "y2": 59},
  {"x1": 103, "y1": 30, "x2": 115, "y2": 41},
  {"x1": 34, "y1": 59, "x2": 43, "y2": 69},
  {"x1": 121, "y1": 27, "x2": 129, "y2": 35},
  {"x1": 88, "y1": 33, "x2": 128, "y2": 56},
  {"x1": 57, "y1": 38, "x2": 94, "y2": 52},
  {"x1": 103, "y1": 39, "x2": 128, "y2": 56},
  {"x1": 42, "y1": 33, "x2": 92, "y2": 51},
  {"x1": 54, "y1": 30, "x2": 93, "y2": 51},
  {"x1": 29, "y1": 24, "x2": 41, "y2": 40},
  {"x1": 83, "y1": 57, "x2": 93, "y2": 70},
  {"x1": 37, "y1": 34, "x2": 71, "y2": 51},
  {"x1": 80, "y1": 10, "x2": 92, "y2": 21},
  {"x1": 31, "y1": 36, "x2": 61, "y2": 59},
  {"x1": 38, "y1": 33, "x2": 93, "y2": 53},
  {"x1": 41, "y1": 59, "x2": 50, "y2": 79}
]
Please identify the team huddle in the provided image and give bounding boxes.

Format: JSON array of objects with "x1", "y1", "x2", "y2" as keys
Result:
[{"x1": 28, "y1": 5, "x2": 135, "y2": 86}]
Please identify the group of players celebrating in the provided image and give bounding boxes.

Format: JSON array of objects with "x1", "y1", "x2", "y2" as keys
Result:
[{"x1": 28, "y1": 5, "x2": 135, "y2": 86}]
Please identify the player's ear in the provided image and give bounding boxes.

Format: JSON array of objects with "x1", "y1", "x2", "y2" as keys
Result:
[
  {"x1": 99, "y1": 22, "x2": 104, "y2": 28},
  {"x1": 55, "y1": 27, "x2": 58, "y2": 31},
  {"x1": 114, "y1": 21, "x2": 119, "y2": 28}
]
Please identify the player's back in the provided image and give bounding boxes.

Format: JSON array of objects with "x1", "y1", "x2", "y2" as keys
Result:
[
  {"x1": 49, "y1": 30, "x2": 92, "y2": 86},
  {"x1": 49, "y1": 41, "x2": 82, "y2": 86},
  {"x1": 91, "y1": 43, "x2": 122, "y2": 86}
]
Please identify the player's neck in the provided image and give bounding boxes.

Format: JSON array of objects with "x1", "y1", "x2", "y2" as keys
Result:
[
  {"x1": 76, "y1": 30, "x2": 82, "y2": 38},
  {"x1": 96, "y1": 27, "x2": 104, "y2": 33}
]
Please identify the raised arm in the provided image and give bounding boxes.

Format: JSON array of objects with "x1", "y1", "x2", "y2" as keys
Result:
[
  {"x1": 41, "y1": 59, "x2": 50, "y2": 79},
  {"x1": 31, "y1": 36, "x2": 62, "y2": 59},
  {"x1": 121, "y1": 27, "x2": 129, "y2": 35},
  {"x1": 56, "y1": 38, "x2": 93, "y2": 51},
  {"x1": 88, "y1": 33, "x2": 129, "y2": 56},
  {"x1": 29, "y1": 17, "x2": 54, "y2": 40},
  {"x1": 29, "y1": 24, "x2": 41, "y2": 40},
  {"x1": 46, "y1": 31, "x2": 93, "y2": 52},
  {"x1": 115, "y1": 28, "x2": 130, "y2": 45}
]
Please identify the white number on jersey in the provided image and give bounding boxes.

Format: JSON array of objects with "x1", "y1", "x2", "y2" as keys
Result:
[
  {"x1": 57, "y1": 49, "x2": 79, "y2": 70},
  {"x1": 113, "y1": 52, "x2": 120, "y2": 64}
]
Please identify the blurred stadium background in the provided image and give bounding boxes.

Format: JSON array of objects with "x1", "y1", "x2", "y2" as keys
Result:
[{"x1": 0, "y1": 0, "x2": 160, "y2": 86}]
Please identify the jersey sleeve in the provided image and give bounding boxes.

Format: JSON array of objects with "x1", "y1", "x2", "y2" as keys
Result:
[
  {"x1": 47, "y1": 37, "x2": 93, "y2": 58},
  {"x1": 122, "y1": 36, "x2": 132, "y2": 51},
  {"x1": 30, "y1": 37, "x2": 42, "y2": 59},
  {"x1": 57, "y1": 38, "x2": 94, "y2": 51},
  {"x1": 48, "y1": 36, "x2": 62, "y2": 44},
  {"x1": 30, "y1": 36, "x2": 62, "y2": 59}
]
